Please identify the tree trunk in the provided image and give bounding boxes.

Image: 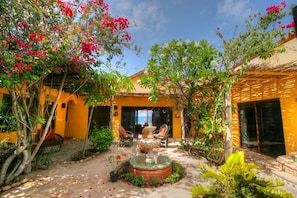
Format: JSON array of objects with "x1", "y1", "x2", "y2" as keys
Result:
[
  {"x1": 224, "y1": 91, "x2": 233, "y2": 160},
  {"x1": 109, "y1": 96, "x2": 114, "y2": 129},
  {"x1": 82, "y1": 104, "x2": 94, "y2": 158},
  {"x1": 181, "y1": 108, "x2": 185, "y2": 140},
  {"x1": 0, "y1": 147, "x2": 28, "y2": 186},
  {"x1": 5, "y1": 150, "x2": 30, "y2": 184},
  {"x1": 30, "y1": 73, "x2": 67, "y2": 162},
  {"x1": 0, "y1": 73, "x2": 67, "y2": 187}
]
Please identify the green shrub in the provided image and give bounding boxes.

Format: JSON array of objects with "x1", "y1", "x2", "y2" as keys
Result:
[
  {"x1": 190, "y1": 151, "x2": 294, "y2": 198},
  {"x1": 89, "y1": 126, "x2": 114, "y2": 152},
  {"x1": 33, "y1": 149, "x2": 53, "y2": 168},
  {"x1": 133, "y1": 175, "x2": 144, "y2": 187},
  {"x1": 165, "y1": 160, "x2": 184, "y2": 184},
  {"x1": 150, "y1": 177, "x2": 161, "y2": 186},
  {"x1": 123, "y1": 173, "x2": 134, "y2": 182},
  {"x1": 172, "y1": 160, "x2": 184, "y2": 176},
  {"x1": 166, "y1": 172, "x2": 180, "y2": 184}
]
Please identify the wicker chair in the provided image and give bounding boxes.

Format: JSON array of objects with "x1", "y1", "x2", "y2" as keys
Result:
[
  {"x1": 118, "y1": 124, "x2": 134, "y2": 147},
  {"x1": 153, "y1": 124, "x2": 170, "y2": 148}
]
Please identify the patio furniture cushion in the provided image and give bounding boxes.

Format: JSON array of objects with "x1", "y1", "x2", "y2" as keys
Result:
[
  {"x1": 39, "y1": 129, "x2": 56, "y2": 140},
  {"x1": 118, "y1": 124, "x2": 134, "y2": 147},
  {"x1": 153, "y1": 124, "x2": 170, "y2": 148},
  {"x1": 158, "y1": 127, "x2": 166, "y2": 138},
  {"x1": 120, "y1": 128, "x2": 127, "y2": 137}
]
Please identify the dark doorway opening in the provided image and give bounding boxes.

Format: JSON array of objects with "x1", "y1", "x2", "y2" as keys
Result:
[
  {"x1": 90, "y1": 106, "x2": 110, "y2": 130},
  {"x1": 238, "y1": 99, "x2": 285, "y2": 157},
  {"x1": 121, "y1": 107, "x2": 172, "y2": 138}
]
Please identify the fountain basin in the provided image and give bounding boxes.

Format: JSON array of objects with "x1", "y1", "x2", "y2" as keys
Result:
[{"x1": 129, "y1": 155, "x2": 172, "y2": 181}]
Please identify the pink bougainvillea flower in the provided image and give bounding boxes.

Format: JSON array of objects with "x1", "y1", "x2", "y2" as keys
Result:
[
  {"x1": 15, "y1": 54, "x2": 23, "y2": 59},
  {"x1": 56, "y1": 66, "x2": 62, "y2": 72},
  {"x1": 266, "y1": 5, "x2": 280, "y2": 14},
  {"x1": 98, "y1": 1, "x2": 109, "y2": 11},
  {"x1": 17, "y1": 20, "x2": 28, "y2": 29},
  {"x1": 122, "y1": 33, "x2": 131, "y2": 41},
  {"x1": 25, "y1": 64, "x2": 32, "y2": 71},
  {"x1": 280, "y1": 1, "x2": 286, "y2": 8},
  {"x1": 29, "y1": 32, "x2": 37, "y2": 39},
  {"x1": 58, "y1": 0, "x2": 74, "y2": 17},
  {"x1": 281, "y1": 21, "x2": 295, "y2": 29},
  {"x1": 114, "y1": 17, "x2": 129, "y2": 30},
  {"x1": 7, "y1": 72, "x2": 11, "y2": 77},
  {"x1": 64, "y1": 7, "x2": 73, "y2": 17},
  {"x1": 52, "y1": 25, "x2": 63, "y2": 32},
  {"x1": 16, "y1": 62, "x2": 24, "y2": 68},
  {"x1": 39, "y1": 34, "x2": 44, "y2": 41},
  {"x1": 78, "y1": 4, "x2": 87, "y2": 14},
  {"x1": 266, "y1": 1, "x2": 286, "y2": 15},
  {"x1": 81, "y1": 41, "x2": 98, "y2": 54}
]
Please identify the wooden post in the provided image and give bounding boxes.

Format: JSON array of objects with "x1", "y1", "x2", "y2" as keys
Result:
[{"x1": 293, "y1": 6, "x2": 297, "y2": 38}]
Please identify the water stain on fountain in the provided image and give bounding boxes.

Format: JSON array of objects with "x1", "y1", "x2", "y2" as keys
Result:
[{"x1": 129, "y1": 126, "x2": 172, "y2": 181}]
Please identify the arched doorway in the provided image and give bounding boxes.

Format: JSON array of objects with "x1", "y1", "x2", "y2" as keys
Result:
[{"x1": 64, "y1": 100, "x2": 75, "y2": 138}]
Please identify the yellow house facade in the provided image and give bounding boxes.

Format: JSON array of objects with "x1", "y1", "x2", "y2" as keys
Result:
[
  {"x1": 2, "y1": 37, "x2": 296, "y2": 158},
  {"x1": 231, "y1": 37, "x2": 297, "y2": 156},
  {"x1": 0, "y1": 86, "x2": 89, "y2": 142},
  {"x1": 90, "y1": 71, "x2": 182, "y2": 139},
  {"x1": 0, "y1": 71, "x2": 182, "y2": 143}
]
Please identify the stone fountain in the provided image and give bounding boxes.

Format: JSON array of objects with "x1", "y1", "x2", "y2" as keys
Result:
[{"x1": 129, "y1": 126, "x2": 172, "y2": 181}]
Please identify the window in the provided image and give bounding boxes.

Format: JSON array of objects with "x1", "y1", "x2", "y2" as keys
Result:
[
  {"x1": 136, "y1": 109, "x2": 153, "y2": 126},
  {"x1": 43, "y1": 101, "x2": 56, "y2": 129},
  {"x1": 0, "y1": 94, "x2": 15, "y2": 132}
]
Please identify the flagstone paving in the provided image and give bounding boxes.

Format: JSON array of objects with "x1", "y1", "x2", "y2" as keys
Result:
[{"x1": 1, "y1": 139, "x2": 297, "y2": 198}]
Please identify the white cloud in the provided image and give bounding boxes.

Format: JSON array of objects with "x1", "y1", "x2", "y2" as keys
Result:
[
  {"x1": 217, "y1": 0, "x2": 252, "y2": 22},
  {"x1": 107, "y1": 0, "x2": 166, "y2": 32}
]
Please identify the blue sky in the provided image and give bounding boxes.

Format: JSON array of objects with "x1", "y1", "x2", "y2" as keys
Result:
[{"x1": 105, "y1": 0, "x2": 296, "y2": 76}]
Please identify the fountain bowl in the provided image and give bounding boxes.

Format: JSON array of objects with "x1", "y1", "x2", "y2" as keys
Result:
[
  {"x1": 129, "y1": 155, "x2": 172, "y2": 181},
  {"x1": 138, "y1": 138, "x2": 160, "y2": 149}
]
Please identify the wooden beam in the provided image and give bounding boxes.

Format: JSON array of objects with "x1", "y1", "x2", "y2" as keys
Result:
[
  {"x1": 243, "y1": 71, "x2": 297, "y2": 76},
  {"x1": 239, "y1": 77, "x2": 277, "y2": 81}
]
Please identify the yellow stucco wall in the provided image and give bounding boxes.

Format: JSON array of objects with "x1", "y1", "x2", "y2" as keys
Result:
[
  {"x1": 38, "y1": 86, "x2": 88, "y2": 139},
  {"x1": 0, "y1": 86, "x2": 89, "y2": 142},
  {"x1": 63, "y1": 95, "x2": 88, "y2": 139},
  {"x1": 231, "y1": 76, "x2": 297, "y2": 154}
]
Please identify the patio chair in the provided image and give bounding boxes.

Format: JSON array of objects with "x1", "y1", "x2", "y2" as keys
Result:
[
  {"x1": 118, "y1": 124, "x2": 134, "y2": 147},
  {"x1": 153, "y1": 124, "x2": 170, "y2": 148}
]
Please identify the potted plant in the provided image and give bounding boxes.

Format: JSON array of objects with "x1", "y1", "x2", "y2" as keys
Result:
[
  {"x1": 108, "y1": 153, "x2": 127, "y2": 182},
  {"x1": 33, "y1": 149, "x2": 53, "y2": 170}
]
